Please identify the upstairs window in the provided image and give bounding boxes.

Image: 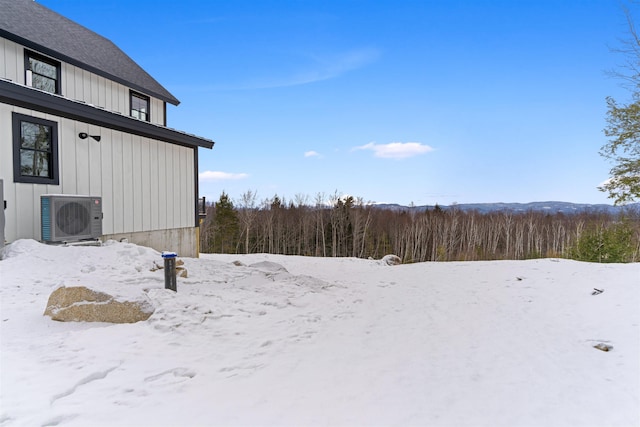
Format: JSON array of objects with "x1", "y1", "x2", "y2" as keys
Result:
[
  {"x1": 25, "y1": 50, "x2": 61, "y2": 94},
  {"x1": 12, "y1": 113, "x2": 59, "y2": 185},
  {"x1": 130, "y1": 91, "x2": 150, "y2": 121}
]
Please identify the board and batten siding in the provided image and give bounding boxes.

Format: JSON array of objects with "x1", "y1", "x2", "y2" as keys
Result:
[
  {"x1": 0, "y1": 37, "x2": 165, "y2": 126},
  {"x1": 0, "y1": 36, "x2": 21, "y2": 84},
  {"x1": 0, "y1": 104, "x2": 196, "y2": 243}
]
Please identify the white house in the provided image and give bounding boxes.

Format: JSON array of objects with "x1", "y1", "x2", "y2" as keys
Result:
[{"x1": 0, "y1": 0, "x2": 214, "y2": 257}]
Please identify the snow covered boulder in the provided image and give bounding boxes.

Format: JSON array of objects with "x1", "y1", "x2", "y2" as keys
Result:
[
  {"x1": 381, "y1": 254, "x2": 402, "y2": 266},
  {"x1": 44, "y1": 286, "x2": 154, "y2": 323},
  {"x1": 249, "y1": 261, "x2": 288, "y2": 273},
  {"x1": 151, "y1": 258, "x2": 188, "y2": 278}
]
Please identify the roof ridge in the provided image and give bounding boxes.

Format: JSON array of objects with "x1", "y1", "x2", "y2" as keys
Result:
[{"x1": 0, "y1": 0, "x2": 181, "y2": 105}]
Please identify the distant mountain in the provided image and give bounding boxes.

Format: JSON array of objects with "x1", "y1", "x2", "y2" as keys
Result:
[{"x1": 374, "y1": 201, "x2": 640, "y2": 215}]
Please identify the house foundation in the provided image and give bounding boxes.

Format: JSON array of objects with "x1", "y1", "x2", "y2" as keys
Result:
[{"x1": 103, "y1": 227, "x2": 200, "y2": 258}]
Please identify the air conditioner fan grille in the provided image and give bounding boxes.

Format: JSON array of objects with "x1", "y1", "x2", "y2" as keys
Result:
[{"x1": 55, "y1": 202, "x2": 90, "y2": 236}]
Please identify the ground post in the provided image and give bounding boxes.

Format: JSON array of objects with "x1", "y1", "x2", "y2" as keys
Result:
[{"x1": 162, "y1": 251, "x2": 178, "y2": 292}]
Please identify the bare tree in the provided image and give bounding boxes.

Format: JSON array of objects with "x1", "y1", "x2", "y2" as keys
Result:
[
  {"x1": 237, "y1": 190, "x2": 258, "y2": 254},
  {"x1": 202, "y1": 190, "x2": 640, "y2": 262}
]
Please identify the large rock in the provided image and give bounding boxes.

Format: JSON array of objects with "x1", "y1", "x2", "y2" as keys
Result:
[
  {"x1": 44, "y1": 286, "x2": 154, "y2": 323},
  {"x1": 381, "y1": 254, "x2": 402, "y2": 266}
]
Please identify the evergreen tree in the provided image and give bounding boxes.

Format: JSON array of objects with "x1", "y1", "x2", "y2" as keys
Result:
[
  {"x1": 601, "y1": 96, "x2": 640, "y2": 204},
  {"x1": 212, "y1": 192, "x2": 239, "y2": 253},
  {"x1": 601, "y1": 7, "x2": 640, "y2": 204}
]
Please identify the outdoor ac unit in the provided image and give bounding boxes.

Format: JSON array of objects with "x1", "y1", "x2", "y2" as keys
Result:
[{"x1": 41, "y1": 195, "x2": 102, "y2": 243}]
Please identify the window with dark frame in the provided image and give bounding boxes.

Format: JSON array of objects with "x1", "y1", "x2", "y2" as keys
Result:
[
  {"x1": 12, "y1": 113, "x2": 59, "y2": 185},
  {"x1": 130, "y1": 91, "x2": 150, "y2": 121},
  {"x1": 24, "y1": 50, "x2": 61, "y2": 94}
]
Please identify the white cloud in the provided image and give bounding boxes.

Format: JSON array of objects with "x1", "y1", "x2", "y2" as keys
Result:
[
  {"x1": 171, "y1": 48, "x2": 381, "y2": 92},
  {"x1": 304, "y1": 150, "x2": 321, "y2": 158},
  {"x1": 199, "y1": 171, "x2": 249, "y2": 181},
  {"x1": 353, "y1": 142, "x2": 434, "y2": 159},
  {"x1": 240, "y1": 47, "x2": 381, "y2": 90},
  {"x1": 292, "y1": 48, "x2": 381, "y2": 86}
]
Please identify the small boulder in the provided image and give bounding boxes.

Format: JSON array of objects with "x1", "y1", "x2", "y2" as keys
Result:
[
  {"x1": 593, "y1": 343, "x2": 613, "y2": 352},
  {"x1": 150, "y1": 261, "x2": 162, "y2": 272},
  {"x1": 381, "y1": 254, "x2": 402, "y2": 266},
  {"x1": 249, "y1": 261, "x2": 288, "y2": 273},
  {"x1": 151, "y1": 258, "x2": 187, "y2": 278},
  {"x1": 44, "y1": 286, "x2": 154, "y2": 323}
]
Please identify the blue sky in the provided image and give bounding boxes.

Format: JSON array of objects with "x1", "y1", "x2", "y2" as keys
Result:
[{"x1": 40, "y1": 0, "x2": 632, "y2": 206}]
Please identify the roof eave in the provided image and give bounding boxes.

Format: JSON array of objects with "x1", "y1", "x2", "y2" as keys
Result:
[
  {"x1": 0, "y1": 79, "x2": 213, "y2": 149},
  {"x1": 0, "y1": 29, "x2": 181, "y2": 106}
]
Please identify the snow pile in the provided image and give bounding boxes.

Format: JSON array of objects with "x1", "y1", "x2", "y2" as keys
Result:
[{"x1": 0, "y1": 240, "x2": 638, "y2": 426}]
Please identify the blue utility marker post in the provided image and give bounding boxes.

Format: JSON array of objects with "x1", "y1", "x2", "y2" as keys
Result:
[{"x1": 162, "y1": 251, "x2": 178, "y2": 292}]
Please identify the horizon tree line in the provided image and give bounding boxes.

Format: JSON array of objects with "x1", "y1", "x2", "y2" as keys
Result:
[{"x1": 200, "y1": 191, "x2": 640, "y2": 263}]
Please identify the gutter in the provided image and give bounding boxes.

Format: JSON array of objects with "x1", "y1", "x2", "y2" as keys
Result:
[{"x1": 0, "y1": 78, "x2": 214, "y2": 149}]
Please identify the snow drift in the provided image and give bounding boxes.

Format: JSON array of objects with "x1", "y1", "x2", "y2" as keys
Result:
[{"x1": 0, "y1": 239, "x2": 638, "y2": 426}]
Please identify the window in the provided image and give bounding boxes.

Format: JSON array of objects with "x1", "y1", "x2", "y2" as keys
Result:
[
  {"x1": 130, "y1": 91, "x2": 150, "y2": 121},
  {"x1": 12, "y1": 113, "x2": 59, "y2": 185},
  {"x1": 24, "y1": 50, "x2": 61, "y2": 94}
]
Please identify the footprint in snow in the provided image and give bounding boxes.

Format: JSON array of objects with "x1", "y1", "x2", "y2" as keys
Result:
[{"x1": 144, "y1": 367, "x2": 196, "y2": 383}]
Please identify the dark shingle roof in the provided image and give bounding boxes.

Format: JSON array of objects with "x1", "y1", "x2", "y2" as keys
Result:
[{"x1": 0, "y1": 0, "x2": 180, "y2": 105}]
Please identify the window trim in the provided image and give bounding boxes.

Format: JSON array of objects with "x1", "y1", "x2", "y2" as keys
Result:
[
  {"x1": 12, "y1": 113, "x2": 60, "y2": 185},
  {"x1": 163, "y1": 101, "x2": 167, "y2": 126},
  {"x1": 24, "y1": 50, "x2": 62, "y2": 95},
  {"x1": 130, "y1": 90, "x2": 150, "y2": 122}
]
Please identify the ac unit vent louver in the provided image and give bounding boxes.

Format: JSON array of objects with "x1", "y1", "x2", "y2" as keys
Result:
[{"x1": 41, "y1": 195, "x2": 102, "y2": 243}]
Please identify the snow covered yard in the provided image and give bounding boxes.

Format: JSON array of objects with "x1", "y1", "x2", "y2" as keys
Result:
[{"x1": 0, "y1": 240, "x2": 638, "y2": 427}]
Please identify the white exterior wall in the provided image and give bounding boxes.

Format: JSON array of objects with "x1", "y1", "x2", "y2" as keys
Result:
[
  {"x1": 0, "y1": 104, "x2": 196, "y2": 251},
  {"x1": 0, "y1": 37, "x2": 21, "y2": 83},
  {"x1": 0, "y1": 35, "x2": 203, "y2": 256},
  {"x1": 0, "y1": 37, "x2": 165, "y2": 126}
]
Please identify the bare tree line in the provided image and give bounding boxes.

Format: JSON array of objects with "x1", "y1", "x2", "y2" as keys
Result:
[{"x1": 200, "y1": 192, "x2": 640, "y2": 262}]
